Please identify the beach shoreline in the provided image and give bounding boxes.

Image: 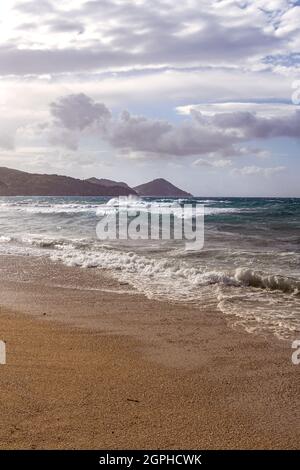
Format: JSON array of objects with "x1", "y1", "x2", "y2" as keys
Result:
[{"x1": 0, "y1": 255, "x2": 299, "y2": 449}]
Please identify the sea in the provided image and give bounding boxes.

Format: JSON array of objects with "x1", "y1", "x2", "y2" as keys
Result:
[{"x1": 0, "y1": 195, "x2": 299, "y2": 340}]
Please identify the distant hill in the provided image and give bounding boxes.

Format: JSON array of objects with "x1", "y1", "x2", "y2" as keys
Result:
[
  {"x1": 0, "y1": 167, "x2": 134, "y2": 196},
  {"x1": 134, "y1": 178, "x2": 192, "y2": 197},
  {"x1": 86, "y1": 177, "x2": 135, "y2": 192},
  {"x1": 0, "y1": 167, "x2": 193, "y2": 197}
]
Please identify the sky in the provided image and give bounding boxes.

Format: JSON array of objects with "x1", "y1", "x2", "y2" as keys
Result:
[{"x1": 0, "y1": 0, "x2": 299, "y2": 196}]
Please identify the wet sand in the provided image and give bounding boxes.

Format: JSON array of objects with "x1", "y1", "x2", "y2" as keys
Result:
[{"x1": 0, "y1": 255, "x2": 299, "y2": 449}]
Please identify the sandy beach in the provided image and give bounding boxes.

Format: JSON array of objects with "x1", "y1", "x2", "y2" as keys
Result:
[
  {"x1": 0, "y1": 256, "x2": 299, "y2": 449},
  {"x1": 1, "y1": 0, "x2": 300, "y2": 455}
]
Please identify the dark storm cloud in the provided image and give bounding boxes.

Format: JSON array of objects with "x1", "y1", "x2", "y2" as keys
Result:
[
  {"x1": 50, "y1": 93, "x2": 111, "y2": 131},
  {"x1": 48, "y1": 93, "x2": 300, "y2": 156},
  {"x1": 108, "y1": 110, "x2": 238, "y2": 157},
  {"x1": 210, "y1": 110, "x2": 300, "y2": 139}
]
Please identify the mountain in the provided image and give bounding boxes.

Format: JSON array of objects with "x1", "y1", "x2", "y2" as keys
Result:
[
  {"x1": 0, "y1": 167, "x2": 134, "y2": 196},
  {"x1": 0, "y1": 168, "x2": 192, "y2": 197},
  {"x1": 134, "y1": 178, "x2": 192, "y2": 197},
  {"x1": 86, "y1": 177, "x2": 134, "y2": 192}
]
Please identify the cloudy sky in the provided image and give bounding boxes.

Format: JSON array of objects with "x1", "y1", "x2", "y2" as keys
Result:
[{"x1": 0, "y1": 0, "x2": 299, "y2": 196}]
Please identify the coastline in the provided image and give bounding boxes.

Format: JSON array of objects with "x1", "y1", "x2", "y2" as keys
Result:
[{"x1": 0, "y1": 255, "x2": 299, "y2": 449}]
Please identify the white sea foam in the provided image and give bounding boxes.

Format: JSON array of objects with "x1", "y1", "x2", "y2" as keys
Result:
[
  {"x1": 217, "y1": 286, "x2": 300, "y2": 339},
  {"x1": 51, "y1": 247, "x2": 299, "y2": 295},
  {"x1": 0, "y1": 233, "x2": 299, "y2": 297},
  {"x1": 0, "y1": 195, "x2": 299, "y2": 340},
  {"x1": 97, "y1": 197, "x2": 238, "y2": 218},
  {"x1": 0, "y1": 231, "x2": 299, "y2": 339},
  {"x1": 0, "y1": 201, "x2": 101, "y2": 214},
  {"x1": 0, "y1": 236, "x2": 12, "y2": 243},
  {"x1": 48, "y1": 244, "x2": 300, "y2": 338},
  {"x1": 0, "y1": 197, "x2": 240, "y2": 217}
]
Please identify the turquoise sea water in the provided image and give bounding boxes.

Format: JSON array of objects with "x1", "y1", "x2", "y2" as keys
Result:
[{"x1": 0, "y1": 196, "x2": 299, "y2": 339}]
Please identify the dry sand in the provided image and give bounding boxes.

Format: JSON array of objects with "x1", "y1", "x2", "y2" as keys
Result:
[{"x1": 0, "y1": 256, "x2": 299, "y2": 449}]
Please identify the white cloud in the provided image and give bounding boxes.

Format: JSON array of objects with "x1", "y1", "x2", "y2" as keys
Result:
[
  {"x1": 0, "y1": 0, "x2": 296, "y2": 75},
  {"x1": 193, "y1": 158, "x2": 232, "y2": 168},
  {"x1": 0, "y1": 131, "x2": 15, "y2": 150},
  {"x1": 231, "y1": 165, "x2": 286, "y2": 177},
  {"x1": 176, "y1": 102, "x2": 296, "y2": 118},
  {"x1": 0, "y1": 1, "x2": 298, "y2": 196}
]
